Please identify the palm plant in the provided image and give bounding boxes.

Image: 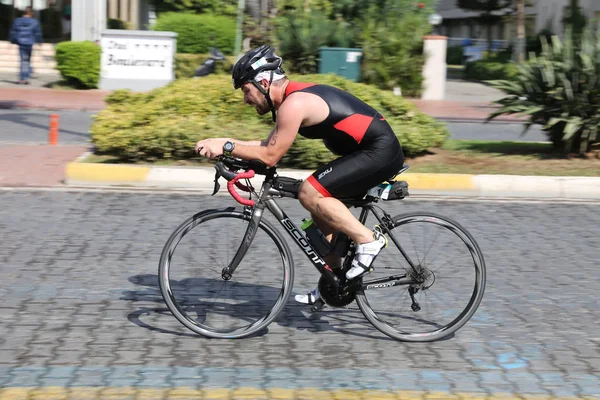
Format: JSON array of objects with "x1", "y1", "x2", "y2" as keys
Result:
[{"x1": 487, "y1": 26, "x2": 600, "y2": 154}]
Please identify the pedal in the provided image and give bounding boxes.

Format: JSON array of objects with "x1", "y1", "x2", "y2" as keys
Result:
[{"x1": 309, "y1": 298, "x2": 326, "y2": 312}]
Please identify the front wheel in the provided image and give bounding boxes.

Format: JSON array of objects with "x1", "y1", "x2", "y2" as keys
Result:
[
  {"x1": 356, "y1": 212, "x2": 486, "y2": 342},
  {"x1": 158, "y1": 209, "x2": 294, "y2": 339}
]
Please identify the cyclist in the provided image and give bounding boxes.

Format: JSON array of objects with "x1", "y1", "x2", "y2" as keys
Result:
[{"x1": 195, "y1": 44, "x2": 405, "y2": 305}]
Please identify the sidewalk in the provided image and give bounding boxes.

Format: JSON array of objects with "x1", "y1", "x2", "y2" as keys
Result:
[
  {"x1": 0, "y1": 78, "x2": 525, "y2": 121},
  {"x1": 0, "y1": 144, "x2": 90, "y2": 187},
  {"x1": 0, "y1": 87, "x2": 109, "y2": 111},
  {"x1": 408, "y1": 99, "x2": 524, "y2": 122}
]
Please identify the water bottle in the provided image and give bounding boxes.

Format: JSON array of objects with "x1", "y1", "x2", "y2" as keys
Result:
[{"x1": 301, "y1": 218, "x2": 331, "y2": 257}]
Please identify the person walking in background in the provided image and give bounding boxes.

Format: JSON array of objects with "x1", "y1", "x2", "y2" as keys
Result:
[{"x1": 9, "y1": 6, "x2": 43, "y2": 85}]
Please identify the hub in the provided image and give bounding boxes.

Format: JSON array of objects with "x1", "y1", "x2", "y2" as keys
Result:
[
  {"x1": 409, "y1": 264, "x2": 435, "y2": 290},
  {"x1": 221, "y1": 268, "x2": 232, "y2": 281}
]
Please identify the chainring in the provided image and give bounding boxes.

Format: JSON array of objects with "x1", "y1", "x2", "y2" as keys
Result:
[{"x1": 318, "y1": 275, "x2": 356, "y2": 308}]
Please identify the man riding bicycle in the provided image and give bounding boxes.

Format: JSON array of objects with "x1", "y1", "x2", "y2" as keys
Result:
[{"x1": 195, "y1": 44, "x2": 405, "y2": 305}]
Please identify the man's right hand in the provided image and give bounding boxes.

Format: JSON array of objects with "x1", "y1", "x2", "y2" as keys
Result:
[{"x1": 195, "y1": 138, "x2": 231, "y2": 158}]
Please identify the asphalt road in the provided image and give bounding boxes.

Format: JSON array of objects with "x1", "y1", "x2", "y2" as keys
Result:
[
  {"x1": 0, "y1": 109, "x2": 93, "y2": 144},
  {"x1": 0, "y1": 189, "x2": 598, "y2": 398},
  {"x1": 0, "y1": 109, "x2": 549, "y2": 145}
]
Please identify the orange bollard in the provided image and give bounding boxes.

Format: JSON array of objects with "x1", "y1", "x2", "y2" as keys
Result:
[{"x1": 49, "y1": 114, "x2": 59, "y2": 145}]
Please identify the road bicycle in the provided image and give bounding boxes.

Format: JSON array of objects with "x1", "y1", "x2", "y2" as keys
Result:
[{"x1": 158, "y1": 156, "x2": 486, "y2": 341}]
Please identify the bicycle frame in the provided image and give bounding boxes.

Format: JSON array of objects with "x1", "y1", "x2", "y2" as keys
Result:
[{"x1": 221, "y1": 175, "x2": 421, "y2": 293}]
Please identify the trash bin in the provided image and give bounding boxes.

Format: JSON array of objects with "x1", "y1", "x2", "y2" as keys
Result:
[{"x1": 318, "y1": 47, "x2": 363, "y2": 81}]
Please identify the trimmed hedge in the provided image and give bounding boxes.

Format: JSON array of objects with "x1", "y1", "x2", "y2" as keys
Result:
[
  {"x1": 91, "y1": 74, "x2": 449, "y2": 168},
  {"x1": 174, "y1": 53, "x2": 236, "y2": 79},
  {"x1": 152, "y1": 13, "x2": 236, "y2": 54},
  {"x1": 55, "y1": 41, "x2": 102, "y2": 89}
]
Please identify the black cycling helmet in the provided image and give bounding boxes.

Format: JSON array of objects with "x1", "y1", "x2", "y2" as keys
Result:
[
  {"x1": 232, "y1": 44, "x2": 285, "y2": 122},
  {"x1": 232, "y1": 44, "x2": 284, "y2": 89}
]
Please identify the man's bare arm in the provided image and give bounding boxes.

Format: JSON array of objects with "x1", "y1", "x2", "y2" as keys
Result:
[
  {"x1": 226, "y1": 138, "x2": 263, "y2": 146},
  {"x1": 228, "y1": 98, "x2": 304, "y2": 167}
]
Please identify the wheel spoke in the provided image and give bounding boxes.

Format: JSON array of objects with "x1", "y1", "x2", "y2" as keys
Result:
[
  {"x1": 422, "y1": 226, "x2": 442, "y2": 266},
  {"x1": 408, "y1": 229, "x2": 423, "y2": 266}
]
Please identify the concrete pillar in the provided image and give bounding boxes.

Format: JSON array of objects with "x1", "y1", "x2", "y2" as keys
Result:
[
  {"x1": 71, "y1": 0, "x2": 106, "y2": 42},
  {"x1": 108, "y1": 0, "x2": 118, "y2": 19},
  {"x1": 130, "y1": 0, "x2": 139, "y2": 29},
  {"x1": 421, "y1": 35, "x2": 448, "y2": 100},
  {"x1": 120, "y1": 0, "x2": 129, "y2": 22}
]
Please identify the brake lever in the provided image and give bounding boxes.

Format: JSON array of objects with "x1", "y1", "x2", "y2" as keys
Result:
[{"x1": 212, "y1": 170, "x2": 221, "y2": 196}]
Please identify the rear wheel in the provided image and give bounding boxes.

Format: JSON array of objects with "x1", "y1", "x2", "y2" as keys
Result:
[{"x1": 356, "y1": 212, "x2": 486, "y2": 342}]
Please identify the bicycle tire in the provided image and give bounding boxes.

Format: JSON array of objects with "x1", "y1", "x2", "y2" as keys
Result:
[
  {"x1": 158, "y1": 209, "x2": 294, "y2": 339},
  {"x1": 355, "y1": 211, "x2": 486, "y2": 342}
]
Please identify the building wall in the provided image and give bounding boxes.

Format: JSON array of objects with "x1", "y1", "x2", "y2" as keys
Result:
[
  {"x1": 437, "y1": 0, "x2": 598, "y2": 44},
  {"x1": 72, "y1": 0, "x2": 106, "y2": 41}
]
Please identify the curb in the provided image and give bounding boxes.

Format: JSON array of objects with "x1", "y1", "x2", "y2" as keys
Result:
[{"x1": 64, "y1": 159, "x2": 600, "y2": 200}]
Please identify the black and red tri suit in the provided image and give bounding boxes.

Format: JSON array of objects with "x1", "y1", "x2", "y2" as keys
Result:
[{"x1": 284, "y1": 81, "x2": 405, "y2": 198}]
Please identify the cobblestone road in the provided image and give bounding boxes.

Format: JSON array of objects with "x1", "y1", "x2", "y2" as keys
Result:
[{"x1": 0, "y1": 189, "x2": 598, "y2": 399}]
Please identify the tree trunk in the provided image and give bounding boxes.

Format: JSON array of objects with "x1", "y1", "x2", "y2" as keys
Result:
[
  {"x1": 246, "y1": 0, "x2": 260, "y2": 21},
  {"x1": 487, "y1": 20, "x2": 493, "y2": 53},
  {"x1": 515, "y1": 0, "x2": 525, "y2": 62},
  {"x1": 261, "y1": 0, "x2": 268, "y2": 27}
]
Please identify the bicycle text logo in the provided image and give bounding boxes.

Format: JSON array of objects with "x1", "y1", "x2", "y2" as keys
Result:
[{"x1": 282, "y1": 218, "x2": 326, "y2": 267}]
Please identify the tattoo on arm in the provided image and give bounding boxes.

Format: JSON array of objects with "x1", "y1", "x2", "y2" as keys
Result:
[{"x1": 262, "y1": 127, "x2": 279, "y2": 147}]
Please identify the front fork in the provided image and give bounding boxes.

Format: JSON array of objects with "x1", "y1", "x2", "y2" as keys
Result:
[{"x1": 221, "y1": 204, "x2": 264, "y2": 280}]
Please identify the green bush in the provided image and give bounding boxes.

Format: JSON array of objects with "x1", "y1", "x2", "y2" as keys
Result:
[
  {"x1": 55, "y1": 41, "x2": 101, "y2": 89},
  {"x1": 447, "y1": 46, "x2": 465, "y2": 65},
  {"x1": 152, "y1": 12, "x2": 236, "y2": 54},
  {"x1": 526, "y1": 28, "x2": 554, "y2": 56},
  {"x1": 487, "y1": 27, "x2": 600, "y2": 154},
  {"x1": 275, "y1": 9, "x2": 356, "y2": 74},
  {"x1": 274, "y1": 0, "x2": 434, "y2": 95},
  {"x1": 465, "y1": 59, "x2": 519, "y2": 81},
  {"x1": 359, "y1": 12, "x2": 429, "y2": 97},
  {"x1": 107, "y1": 18, "x2": 128, "y2": 29},
  {"x1": 174, "y1": 53, "x2": 236, "y2": 79},
  {"x1": 91, "y1": 74, "x2": 449, "y2": 167},
  {"x1": 149, "y1": 0, "x2": 238, "y2": 17}
]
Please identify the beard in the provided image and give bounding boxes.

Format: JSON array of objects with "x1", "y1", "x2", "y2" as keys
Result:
[{"x1": 253, "y1": 98, "x2": 270, "y2": 115}]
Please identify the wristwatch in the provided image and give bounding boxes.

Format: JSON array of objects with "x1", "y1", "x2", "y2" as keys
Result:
[{"x1": 223, "y1": 141, "x2": 235, "y2": 157}]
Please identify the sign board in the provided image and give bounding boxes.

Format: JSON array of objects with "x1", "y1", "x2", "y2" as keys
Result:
[
  {"x1": 463, "y1": 46, "x2": 484, "y2": 62},
  {"x1": 346, "y1": 51, "x2": 362, "y2": 63},
  {"x1": 99, "y1": 29, "x2": 177, "y2": 91}
]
